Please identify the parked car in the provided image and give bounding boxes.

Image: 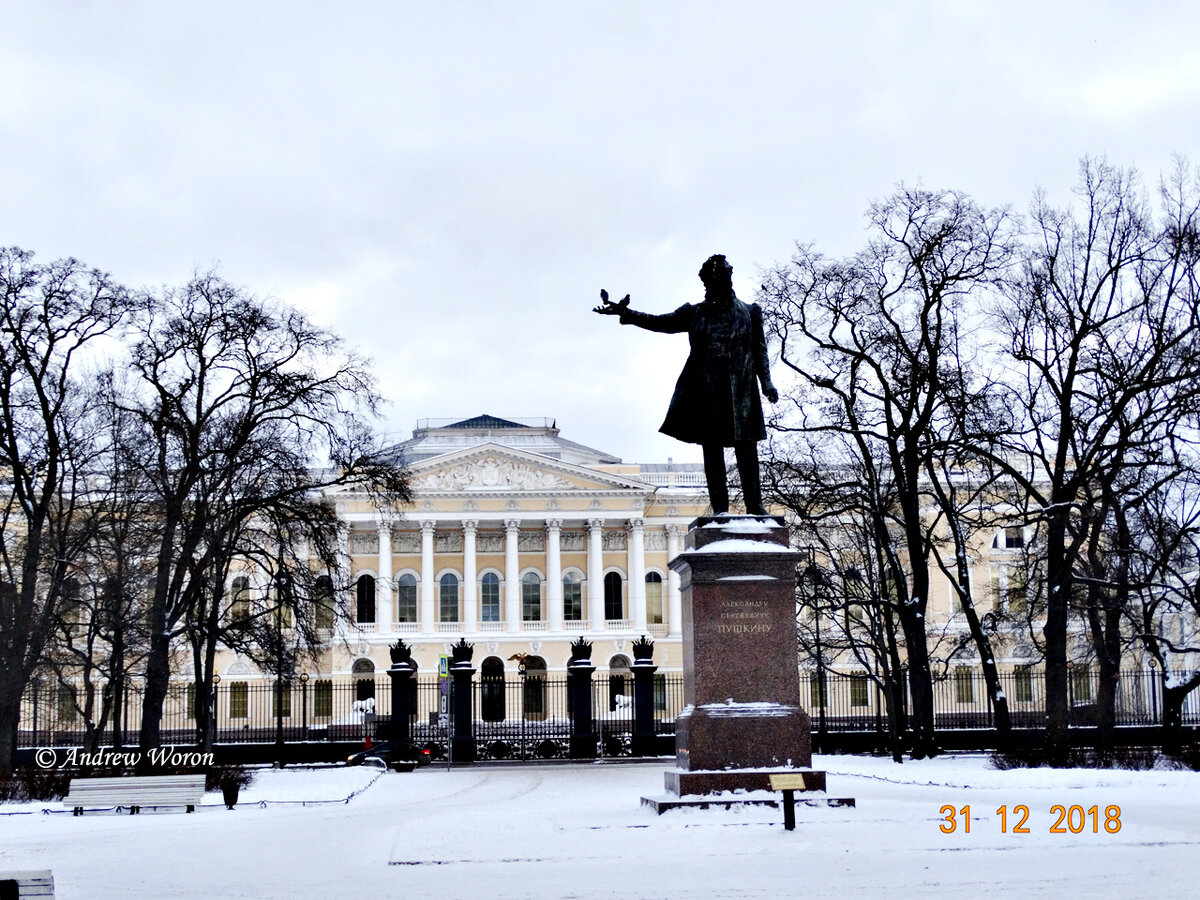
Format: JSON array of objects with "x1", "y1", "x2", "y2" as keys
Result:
[{"x1": 346, "y1": 741, "x2": 433, "y2": 770}]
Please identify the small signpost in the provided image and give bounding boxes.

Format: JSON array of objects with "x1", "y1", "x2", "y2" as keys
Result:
[{"x1": 769, "y1": 773, "x2": 809, "y2": 831}]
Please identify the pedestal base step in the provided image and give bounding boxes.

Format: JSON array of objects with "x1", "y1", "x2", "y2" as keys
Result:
[
  {"x1": 641, "y1": 794, "x2": 856, "y2": 814},
  {"x1": 665, "y1": 767, "x2": 826, "y2": 796}
]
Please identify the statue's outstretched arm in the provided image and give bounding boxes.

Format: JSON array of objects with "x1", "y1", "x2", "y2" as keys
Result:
[{"x1": 594, "y1": 290, "x2": 692, "y2": 334}]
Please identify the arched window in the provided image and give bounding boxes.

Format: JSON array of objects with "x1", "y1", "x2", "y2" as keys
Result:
[
  {"x1": 352, "y1": 657, "x2": 376, "y2": 701},
  {"x1": 481, "y1": 656, "x2": 505, "y2": 722},
  {"x1": 523, "y1": 656, "x2": 547, "y2": 720},
  {"x1": 355, "y1": 575, "x2": 376, "y2": 624},
  {"x1": 563, "y1": 571, "x2": 583, "y2": 622},
  {"x1": 604, "y1": 572, "x2": 624, "y2": 621},
  {"x1": 645, "y1": 572, "x2": 664, "y2": 625},
  {"x1": 439, "y1": 573, "x2": 460, "y2": 622},
  {"x1": 522, "y1": 572, "x2": 542, "y2": 621},
  {"x1": 314, "y1": 575, "x2": 335, "y2": 631},
  {"x1": 230, "y1": 576, "x2": 251, "y2": 623},
  {"x1": 396, "y1": 573, "x2": 417, "y2": 624},
  {"x1": 609, "y1": 654, "x2": 632, "y2": 712},
  {"x1": 480, "y1": 572, "x2": 501, "y2": 623}
]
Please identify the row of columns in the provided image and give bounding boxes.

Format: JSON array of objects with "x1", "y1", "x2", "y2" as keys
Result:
[{"x1": 346, "y1": 519, "x2": 683, "y2": 636}]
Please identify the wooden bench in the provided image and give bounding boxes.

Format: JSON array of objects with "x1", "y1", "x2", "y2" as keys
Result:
[
  {"x1": 0, "y1": 869, "x2": 55, "y2": 898},
  {"x1": 63, "y1": 775, "x2": 207, "y2": 816}
]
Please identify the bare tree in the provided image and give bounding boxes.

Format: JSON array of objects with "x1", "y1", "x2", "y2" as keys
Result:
[
  {"x1": 761, "y1": 187, "x2": 1016, "y2": 757},
  {"x1": 980, "y1": 158, "x2": 1200, "y2": 759},
  {"x1": 0, "y1": 249, "x2": 131, "y2": 774},
  {"x1": 117, "y1": 273, "x2": 411, "y2": 752}
]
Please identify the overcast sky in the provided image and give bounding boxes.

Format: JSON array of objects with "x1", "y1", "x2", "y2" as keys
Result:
[{"x1": 3, "y1": 1, "x2": 1198, "y2": 464}]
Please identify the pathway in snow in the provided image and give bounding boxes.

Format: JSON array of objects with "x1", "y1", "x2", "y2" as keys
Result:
[{"x1": 0, "y1": 756, "x2": 1197, "y2": 898}]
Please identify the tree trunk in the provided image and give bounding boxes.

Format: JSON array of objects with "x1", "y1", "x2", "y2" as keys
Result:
[
  {"x1": 1162, "y1": 676, "x2": 1199, "y2": 757},
  {"x1": 1042, "y1": 509, "x2": 1071, "y2": 764},
  {"x1": 898, "y1": 608, "x2": 937, "y2": 758},
  {"x1": 138, "y1": 626, "x2": 172, "y2": 753},
  {"x1": 0, "y1": 692, "x2": 20, "y2": 776}
]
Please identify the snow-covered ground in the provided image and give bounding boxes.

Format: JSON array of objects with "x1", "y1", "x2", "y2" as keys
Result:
[{"x1": 1, "y1": 754, "x2": 1198, "y2": 898}]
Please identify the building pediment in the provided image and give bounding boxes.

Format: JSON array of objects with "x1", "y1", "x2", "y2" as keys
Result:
[{"x1": 409, "y1": 443, "x2": 651, "y2": 495}]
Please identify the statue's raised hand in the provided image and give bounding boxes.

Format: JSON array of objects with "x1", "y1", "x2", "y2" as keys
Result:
[{"x1": 593, "y1": 288, "x2": 630, "y2": 315}]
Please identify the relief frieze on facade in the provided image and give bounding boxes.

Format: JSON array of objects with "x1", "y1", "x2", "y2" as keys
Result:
[
  {"x1": 392, "y1": 532, "x2": 420, "y2": 554},
  {"x1": 350, "y1": 532, "x2": 379, "y2": 555},
  {"x1": 476, "y1": 532, "x2": 505, "y2": 553},
  {"x1": 644, "y1": 530, "x2": 667, "y2": 551},
  {"x1": 435, "y1": 533, "x2": 464, "y2": 553},
  {"x1": 418, "y1": 457, "x2": 576, "y2": 491},
  {"x1": 518, "y1": 532, "x2": 546, "y2": 552},
  {"x1": 560, "y1": 531, "x2": 585, "y2": 551},
  {"x1": 602, "y1": 530, "x2": 627, "y2": 551}
]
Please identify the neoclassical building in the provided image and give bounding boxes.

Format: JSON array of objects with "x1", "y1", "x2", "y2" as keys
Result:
[{"x1": 309, "y1": 415, "x2": 709, "y2": 684}]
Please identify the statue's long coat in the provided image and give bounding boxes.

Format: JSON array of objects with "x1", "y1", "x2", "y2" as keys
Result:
[{"x1": 619, "y1": 297, "x2": 770, "y2": 446}]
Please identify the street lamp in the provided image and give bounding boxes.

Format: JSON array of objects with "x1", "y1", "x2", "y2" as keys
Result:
[
  {"x1": 274, "y1": 572, "x2": 291, "y2": 765},
  {"x1": 299, "y1": 670, "x2": 310, "y2": 740},
  {"x1": 211, "y1": 674, "x2": 221, "y2": 747}
]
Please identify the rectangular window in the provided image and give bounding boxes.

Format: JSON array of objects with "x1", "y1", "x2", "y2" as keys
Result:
[
  {"x1": 272, "y1": 685, "x2": 291, "y2": 718},
  {"x1": 396, "y1": 579, "x2": 417, "y2": 624},
  {"x1": 604, "y1": 576, "x2": 624, "y2": 621},
  {"x1": 230, "y1": 682, "x2": 249, "y2": 719},
  {"x1": 314, "y1": 680, "x2": 333, "y2": 718},
  {"x1": 481, "y1": 577, "x2": 501, "y2": 623},
  {"x1": 1071, "y1": 665, "x2": 1093, "y2": 702},
  {"x1": 315, "y1": 596, "x2": 335, "y2": 631},
  {"x1": 849, "y1": 674, "x2": 869, "y2": 708},
  {"x1": 1004, "y1": 526, "x2": 1024, "y2": 549},
  {"x1": 56, "y1": 685, "x2": 76, "y2": 723},
  {"x1": 809, "y1": 672, "x2": 827, "y2": 709},
  {"x1": 522, "y1": 579, "x2": 542, "y2": 621},
  {"x1": 954, "y1": 666, "x2": 975, "y2": 704},
  {"x1": 1014, "y1": 666, "x2": 1034, "y2": 703},
  {"x1": 523, "y1": 677, "x2": 545, "y2": 717},
  {"x1": 563, "y1": 577, "x2": 583, "y2": 621},
  {"x1": 1007, "y1": 568, "x2": 1028, "y2": 615},
  {"x1": 646, "y1": 576, "x2": 664, "y2": 625},
  {"x1": 439, "y1": 579, "x2": 459, "y2": 623},
  {"x1": 230, "y1": 596, "x2": 251, "y2": 623},
  {"x1": 654, "y1": 674, "x2": 667, "y2": 711}
]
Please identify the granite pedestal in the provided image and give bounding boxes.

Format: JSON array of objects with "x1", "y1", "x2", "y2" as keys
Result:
[{"x1": 653, "y1": 515, "x2": 828, "y2": 802}]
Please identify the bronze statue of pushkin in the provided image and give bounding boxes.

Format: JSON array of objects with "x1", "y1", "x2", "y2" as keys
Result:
[{"x1": 594, "y1": 254, "x2": 777, "y2": 516}]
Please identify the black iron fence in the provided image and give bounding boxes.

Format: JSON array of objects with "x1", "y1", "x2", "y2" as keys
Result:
[
  {"x1": 800, "y1": 668, "x2": 1195, "y2": 731},
  {"x1": 17, "y1": 668, "x2": 1196, "y2": 752},
  {"x1": 16, "y1": 673, "x2": 687, "y2": 756}
]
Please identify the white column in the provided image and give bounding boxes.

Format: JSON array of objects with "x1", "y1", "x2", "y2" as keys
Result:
[
  {"x1": 335, "y1": 523, "x2": 351, "y2": 638},
  {"x1": 463, "y1": 520, "x2": 478, "y2": 632},
  {"x1": 628, "y1": 518, "x2": 646, "y2": 632},
  {"x1": 420, "y1": 520, "x2": 435, "y2": 634},
  {"x1": 546, "y1": 519, "x2": 563, "y2": 631},
  {"x1": 587, "y1": 518, "x2": 604, "y2": 629},
  {"x1": 376, "y1": 522, "x2": 393, "y2": 630},
  {"x1": 667, "y1": 524, "x2": 683, "y2": 636},
  {"x1": 504, "y1": 519, "x2": 521, "y2": 630}
]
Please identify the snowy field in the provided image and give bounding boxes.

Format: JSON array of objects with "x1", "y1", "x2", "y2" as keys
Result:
[{"x1": 1, "y1": 754, "x2": 1198, "y2": 899}]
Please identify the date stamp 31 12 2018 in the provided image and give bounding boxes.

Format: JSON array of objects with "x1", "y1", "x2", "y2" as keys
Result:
[{"x1": 939, "y1": 804, "x2": 1123, "y2": 834}]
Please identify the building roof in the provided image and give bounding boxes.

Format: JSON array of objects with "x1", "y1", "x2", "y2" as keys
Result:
[{"x1": 383, "y1": 415, "x2": 624, "y2": 466}]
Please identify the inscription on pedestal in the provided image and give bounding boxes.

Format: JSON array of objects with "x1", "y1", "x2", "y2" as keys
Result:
[
  {"x1": 669, "y1": 516, "x2": 812, "y2": 776},
  {"x1": 717, "y1": 599, "x2": 772, "y2": 635}
]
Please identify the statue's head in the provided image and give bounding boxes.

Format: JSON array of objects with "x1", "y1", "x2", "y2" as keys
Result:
[{"x1": 699, "y1": 254, "x2": 734, "y2": 298}]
